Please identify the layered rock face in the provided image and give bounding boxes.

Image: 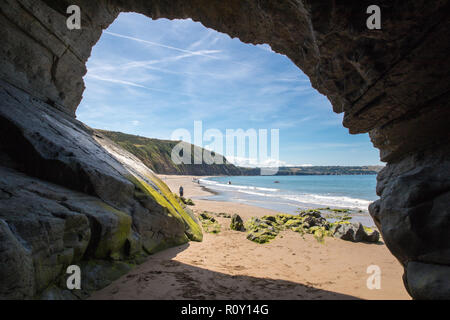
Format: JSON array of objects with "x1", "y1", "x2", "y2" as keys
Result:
[
  {"x1": 0, "y1": 79, "x2": 202, "y2": 299},
  {"x1": 0, "y1": 0, "x2": 449, "y2": 299}
]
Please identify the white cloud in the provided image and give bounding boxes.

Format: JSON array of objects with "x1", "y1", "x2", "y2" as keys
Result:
[
  {"x1": 85, "y1": 74, "x2": 194, "y2": 97},
  {"x1": 226, "y1": 156, "x2": 290, "y2": 168}
]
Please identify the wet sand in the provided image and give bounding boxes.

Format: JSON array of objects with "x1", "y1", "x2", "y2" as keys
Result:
[{"x1": 90, "y1": 175, "x2": 410, "y2": 300}]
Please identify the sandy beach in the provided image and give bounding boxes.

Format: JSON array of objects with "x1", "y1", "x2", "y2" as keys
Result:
[{"x1": 90, "y1": 175, "x2": 410, "y2": 300}]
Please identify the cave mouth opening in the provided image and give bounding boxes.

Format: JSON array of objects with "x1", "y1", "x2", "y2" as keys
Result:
[
  {"x1": 72, "y1": 13, "x2": 386, "y2": 265},
  {"x1": 77, "y1": 12, "x2": 381, "y2": 170}
]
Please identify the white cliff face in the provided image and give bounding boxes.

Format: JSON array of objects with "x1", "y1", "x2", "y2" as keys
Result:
[{"x1": 0, "y1": 0, "x2": 449, "y2": 299}]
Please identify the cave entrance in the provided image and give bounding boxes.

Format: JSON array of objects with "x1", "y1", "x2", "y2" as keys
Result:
[
  {"x1": 77, "y1": 13, "x2": 380, "y2": 169},
  {"x1": 72, "y1": 13, "x2": 403, "y2": 299}
]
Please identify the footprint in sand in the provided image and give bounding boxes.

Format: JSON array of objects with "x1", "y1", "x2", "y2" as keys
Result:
[{"x1": 232, "y1": 265, "x2": 246, "y2": 271}]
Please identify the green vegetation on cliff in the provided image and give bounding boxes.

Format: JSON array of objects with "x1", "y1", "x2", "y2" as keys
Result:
[{"x1": 97, "y1": 130, "x2": 241, "y2": 176}]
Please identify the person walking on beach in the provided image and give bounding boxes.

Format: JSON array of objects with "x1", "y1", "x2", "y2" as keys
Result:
[{"x1": 179, "y1": 186, "x2": 184, "y2": 197}]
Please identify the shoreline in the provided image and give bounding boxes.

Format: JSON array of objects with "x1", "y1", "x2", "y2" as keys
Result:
[
  {"x1": 187, "y1": 175, "x2": 376, "y2": 227},
  {"x1": 90, "y1": 175, "x2": 410, "y2": 300}
]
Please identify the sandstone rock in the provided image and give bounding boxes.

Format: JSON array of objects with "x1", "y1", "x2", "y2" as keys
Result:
[{"x1": 230, "y1": 214, "x2": 245, "y2": 232}]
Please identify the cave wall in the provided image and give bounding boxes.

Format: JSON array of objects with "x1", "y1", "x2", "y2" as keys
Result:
[{"x1": 0, "y1": 0, "x2": 449, "y2": 299}]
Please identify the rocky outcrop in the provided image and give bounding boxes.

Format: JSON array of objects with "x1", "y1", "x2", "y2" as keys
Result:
[
  {"x1": 333, "y1": 223, "x2": 380, "y2": 243},
  {"x1": 0, "y1": 80, "x2": 202, "y2": 299},
  {"x1": 0, "y1": 0, "x2": 449, "y2": 299}
]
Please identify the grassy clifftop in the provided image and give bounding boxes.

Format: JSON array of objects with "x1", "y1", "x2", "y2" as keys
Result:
[{"x1": 97, "y1": 130, "x2": 242, "y2": 176}]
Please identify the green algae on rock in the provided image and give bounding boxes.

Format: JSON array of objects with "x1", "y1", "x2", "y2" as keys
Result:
[
  {"x1": 199, "y1": 212, "x2": 222, "y2": 234},
  {"x1": 128, "y1": 174, "x2": 203, "y2": 243},
  {"x1": 230, "y1": 214, "x2": 245, "y2": 231},
  {"x1": 244, "y1": 209, "x2": 379, "y2": 245}
]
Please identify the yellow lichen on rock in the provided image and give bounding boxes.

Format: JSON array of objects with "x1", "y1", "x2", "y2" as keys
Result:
[
  {"x1": 95, "y1": 202, "x2": 132, "y2": 260},
  {"x1": 127, "y1": 174, "x2": 203, "y2": 242}
]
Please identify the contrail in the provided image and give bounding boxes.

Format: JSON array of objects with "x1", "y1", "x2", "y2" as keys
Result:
[
  {"x1": 86, "y1": 74, "x2": 194, "y2": 97},
  {"x1": 104, "y1": 31, "x2": 221, "y2": 59}
]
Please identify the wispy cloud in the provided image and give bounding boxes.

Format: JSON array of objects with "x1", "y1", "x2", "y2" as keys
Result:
[
  {"x1": 104, "y1": 31, "x2": 222, "y2": 60},
  {"x1": 76, "y1": 13, "x2": 382, "y2": 166},
  {"x1": 85, "y1": 74, "x2": 194, "y2": 97}
]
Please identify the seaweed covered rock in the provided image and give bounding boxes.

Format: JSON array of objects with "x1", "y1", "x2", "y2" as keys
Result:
[
  {"x1": 363, "y1": 226, "x2": 380, "y2": 243},
  {"x1": 298, "y1": 210, "x2": 328, "y2": 228},
  {"x1": 244, "y1": 211, "x2": 378, "y2": 244},
  {"x1": 198, "y1": 212, "x2": 221, "y2": 234},
  {"x1": 216, "y1": 212, "x2": 232, "y2": 218},
  {"x1": 246, "y1": 229, "x2": 278, "y2": 244},
  {"x1": 244, "y1": 217, "x2": 281, "y2": 244},
  {"x1": 230, "y1": 214, "x2": 245, "y2": 231}
]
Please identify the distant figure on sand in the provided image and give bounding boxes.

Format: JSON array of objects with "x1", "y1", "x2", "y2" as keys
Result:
[{"x1": 179, "y1": 186, "x2": 184, "y2": 197}]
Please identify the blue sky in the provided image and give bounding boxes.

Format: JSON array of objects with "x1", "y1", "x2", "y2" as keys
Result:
[{"x1": 77, "y1": 13, "x2": 382, "y2": 166}]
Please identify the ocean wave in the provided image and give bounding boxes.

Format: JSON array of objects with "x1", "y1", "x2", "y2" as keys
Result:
[
  {"x1": 199, "y1": 179, "x2": 279, "y2": 192},
  {"x1": 281, "y1": 194, "x2": 372, "y2": 210},
  {"x1": 199, "y1": 178, "x2": 373, "y2": 211},
  {"x1": 216, "y1": 187, "x2": 372, "y2": 211}
]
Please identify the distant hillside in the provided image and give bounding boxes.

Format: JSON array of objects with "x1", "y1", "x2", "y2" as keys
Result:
[
  {"x1": 98, "y1": 130, "x2": 383, "y2": 176},
  {"x1": 97, "y1": 130, "x2": 242, "y2": 176},
  {"x1": 239, "y1": 166, "x2": 383, "y2": 175}
]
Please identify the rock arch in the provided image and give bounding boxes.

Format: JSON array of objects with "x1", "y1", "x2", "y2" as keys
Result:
[{"x1": 0, "y1": 0, "x2": 449, "y2": 299}]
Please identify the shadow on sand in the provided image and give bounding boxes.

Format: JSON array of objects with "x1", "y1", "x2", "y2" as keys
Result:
[{"x1": 90, "y1": 243, "x2": 358, "y2": 300}]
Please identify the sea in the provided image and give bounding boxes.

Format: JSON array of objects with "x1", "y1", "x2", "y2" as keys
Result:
[{"x1": 197, "y1": 175, "x2": 378, "y2": 227}]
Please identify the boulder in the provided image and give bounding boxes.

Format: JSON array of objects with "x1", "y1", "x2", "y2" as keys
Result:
[
  {"x1": 363, "y1": 227, "x2": 380, "y2": 243},
  {"x1": 333, "y1": 222, "x2": 367, "y2": 242},
  {"x1": 333, "y1": 222, "x2": 381, "y2": 243},
  {"x1": 230, "y1": 214, "x2": 245, "y2": 231}
]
